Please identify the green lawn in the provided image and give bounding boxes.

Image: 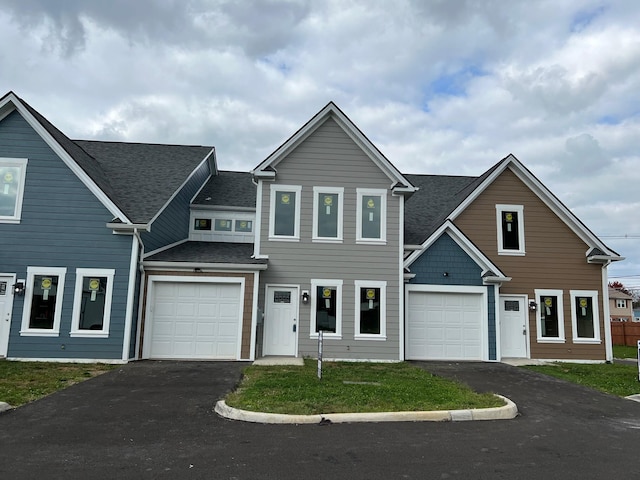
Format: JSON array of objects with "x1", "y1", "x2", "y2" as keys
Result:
[
  {"x1": 0, "y1": 361, "x2": 117, "y2": 407},
  {"x1": 613, "y1": 344, "x2": 638, "y2": 359},
  {"x1": 524, "y1": 362, "x2": 640, "y2": 397},
  {"x1": 225, "y1": 360, "x2": 503, "y2": 415}
]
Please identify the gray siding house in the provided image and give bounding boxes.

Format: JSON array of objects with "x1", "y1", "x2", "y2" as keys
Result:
[{"x1": 0, "y1": 92, "x2": 624, "y2": 364}]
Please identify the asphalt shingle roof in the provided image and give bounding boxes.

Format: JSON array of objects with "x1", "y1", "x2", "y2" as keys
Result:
[
  {"x1": 144, "y1": 241, "x2": 266, "y2": 265},
  {"x1": 75, "y1": 140, "x2": 213, "y2": 223},
  {"x1": 193, "y1": 171, "x2": 256, "y2": 209}
]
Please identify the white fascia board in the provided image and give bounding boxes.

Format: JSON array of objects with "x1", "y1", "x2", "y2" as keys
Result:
[
  {"x1": 190, "y1": 204, "x2": 255, "y2": 212},
  {"x1": 142, "y1": 261, "x2": 268, "y2": 271},
  {"x1": 2, "y1": 94, "x2": 132, "y2": 223},
  {"x1": 107, "y1": 222, "x2": 150, "y2": 232},
  {"x1": 447, "y1": 154, "x2": 621, "y2": 259},
  {"x1": 404, "y1": 220, "x2": 507, "y2": 279},
  {"x1": 252, "y1": 103, "x2": 415, "y2": 191}
]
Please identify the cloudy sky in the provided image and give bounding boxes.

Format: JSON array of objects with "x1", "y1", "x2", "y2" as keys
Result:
[{"x1": 0, "y1": 0, "x2": 638, "y2": 293}]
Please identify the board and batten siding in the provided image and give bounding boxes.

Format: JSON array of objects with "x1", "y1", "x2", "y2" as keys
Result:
[
  {"x1": 142, "y1": 160, "x2": 211, "y2": 253},
  {"x1": 454, "y1": 168, "x2": 606, "y2": 360},
  {"x1": 258, "y1": 117, "x2": 402, "y2": 361},
  {"x1": 407, "y1": 233, "x2": 497, "y2": 360},
  {"x1": 0, "y1": 110, "x2": 134, "y2": 360}
]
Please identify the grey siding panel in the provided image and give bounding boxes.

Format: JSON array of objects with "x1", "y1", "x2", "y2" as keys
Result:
[
  {"x1": 259, "y1": 117, "x2": 403, "y2": 361},
  {"x1": 0, "y1": 110, "x2": 134, "y2": 360},
  {"x1": 142, "y1": 161, "x2": 210, "y2": 252},
  {"x1": 408, "y1": 233, "x2": 497, "y2": 360}
]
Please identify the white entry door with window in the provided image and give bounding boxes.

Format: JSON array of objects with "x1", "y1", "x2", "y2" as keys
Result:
[
  {"x1": 0, "y1": 275, "x2": 16, "y2": 357},
  {"x1": 263, "y1": 286, "x2": 298, "y2": 356},
  {"x1": 500, "y1": 295, "x2": 528, "y2": 358}
]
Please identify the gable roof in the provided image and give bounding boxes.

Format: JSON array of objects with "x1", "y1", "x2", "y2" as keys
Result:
[
  {"x1": 0, "y1": 91, "x2": 214, "y2": 225},
  {"x1": 192, "y1": 170, "x2": 256, "y2": 210},
  {"x1": 252, "y1": 102, "x2": 416, "y2": 193},
  {"x1": 404, "y1": 154, "x2": 622, "y2": 261},
  {"x1": 608, "y1": 287, "x2": 633, "y2": 300}
]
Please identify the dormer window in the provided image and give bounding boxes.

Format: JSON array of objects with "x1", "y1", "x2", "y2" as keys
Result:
[{"x1": 496, "y1": 204, "x2": 525, "y2": 255}]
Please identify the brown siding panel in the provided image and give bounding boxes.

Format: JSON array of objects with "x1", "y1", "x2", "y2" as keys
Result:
[{"x1": 455, "y1": 168, "x2": 606, "y2": 360}]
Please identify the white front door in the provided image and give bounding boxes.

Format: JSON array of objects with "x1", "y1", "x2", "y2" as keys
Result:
[
  {"x1": 500, "y1": 295, "x2": 528, "y2": 358},
  {"x1": 263, "y1": 286, "x2": 298, "y2": 356},
  {"x1": 0, "y1": 275, "x2": 16, "y2": 357}
]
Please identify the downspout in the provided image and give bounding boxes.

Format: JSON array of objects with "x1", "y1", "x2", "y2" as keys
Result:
[
  {"x1": 602, "y1": 259, "x2": 613, "y2": 362},
  {"x1": 121, "y1": 228, "x2": 144, "y2": 362}
]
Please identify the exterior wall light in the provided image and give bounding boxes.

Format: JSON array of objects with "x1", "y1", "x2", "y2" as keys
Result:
[
  {"x1": 13, "y1": 281, "x2": 25, "y2": 296},
  {"x1": 302, "y1": 290, "x2": 310, "y2": 304},
  {"x1": 529, "y1": 301, "x2": 537, "y2": 311}
]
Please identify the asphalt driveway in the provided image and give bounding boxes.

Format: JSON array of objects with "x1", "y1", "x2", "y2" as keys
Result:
[{"x1": 1, "y1": 360, "x2": 639, "y2": 480}]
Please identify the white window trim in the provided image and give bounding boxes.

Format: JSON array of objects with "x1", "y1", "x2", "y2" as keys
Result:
[
  {"x1": 535, "y1": 289, "x2": 565, "y2": 343},
  {"x1": 312, "y1": 186, "x2": 344, "y2": 243},
  {"x1": 354, "y1": 280, "x2": 386, "y2": 340},
  {"x1": 615, "y1": 299, "x2": 627, "y2": 309},
  {"x1": 0, "y1": 157, "x2": 28, "y2": 224},
  {"x1": 356, "y1": 188, "x2": 387, "y2": 244},
  {"x1": 269, "y1": 184, "x2": 302, "y2": 241},
  {"x1": 496, "y1": 204, "x2": 525, "y2": 256},
  {"x1": 20, "y1": 266, "x2": 67, "y2": 337},
  {"x1": 310, "y1": 279, "x2": 342, "y2": 339},
  {"x1": 570, "y1": 290, "x2": 601, "y2": 344},
  {"x1": 70, "y1": 268, "x2": 115, "y2": 338}
]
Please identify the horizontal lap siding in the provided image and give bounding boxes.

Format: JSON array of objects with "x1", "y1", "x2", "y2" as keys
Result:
[
  {"x1": 454, "y1": 168, "x2": 605, "y2": 360},
  {"x1": 1, "y1": 110, "x2": 134, "y2": 360},
  {"x1": 142, "y1": 161, "x2": 210, "y2": 252},
  {"x1": 259, "y1": 117, "x2": 402, "y2": 361}
]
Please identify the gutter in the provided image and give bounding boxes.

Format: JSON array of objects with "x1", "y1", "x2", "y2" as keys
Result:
[{"x1": 143, "y1": 261, "x2": 268, "y2": 271}]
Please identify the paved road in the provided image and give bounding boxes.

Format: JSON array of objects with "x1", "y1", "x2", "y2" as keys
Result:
[{"x1": 0, "y1": 360, "x2": 639, "y2": 479}]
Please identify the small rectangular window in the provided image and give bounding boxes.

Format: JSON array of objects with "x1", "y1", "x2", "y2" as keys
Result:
[
  {"x1": 504, "y1": 300, "x2": 520, "y2": 311},
  {"x1": 214, "y1": 219, "x2": 232, "y2": 231},
  {"x1": 235, "y1": 220, "x2": 252, "y2": 232},
  {"x1": 0, "y1": 282, "x2": 6, "y2": 296},
  {"x1": 71, "y1": 268, "x2": 115, "y2": 338},
  {"x1": 616, "y1": 299, "x2": 627, "y2": 309},
  {"x1": 496, "y1": 205, "x2": 525, "y2": 255},
  {"x1": 570, "y1": 290, "x2": 600, "y2": 344},
  {"x1": 273, "y1": 291, "x2": 291, "y2": 303},
  {"x1": 357, "y1": 189, "x2": 387, "y2": 243},
  {"x1": 194, "y1": 218, "x2": 211, "y2": 230},
  {"x1": 0, "y1": 158, "x2": 28, "y2": 223},
  {"x1": 501, "y1": 211, "x2": 519, "y2": 250},
  {"x1": 20, "y1": 267, "x2": 67, "y2": 336}
]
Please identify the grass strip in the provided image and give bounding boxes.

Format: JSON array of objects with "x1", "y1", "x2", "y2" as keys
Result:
[
  {"x1": 613, "y1": 345, "x2": 638, "y2": 359},
  {"x1": 0, "y1": 361, "x2": 117, "y2": 407},
  {"x1": 524, "y1": 362, "x2": 640, "y2": 397},
  {"x1": 225, "y1": 360, "x2": 502, "y2": 415}
]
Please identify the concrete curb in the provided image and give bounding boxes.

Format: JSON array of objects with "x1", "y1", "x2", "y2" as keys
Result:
[
  {"x1": 214, "y1": 394, "x2": 518, "y2": 424},
  {"x1": 0, "y1": 402, "x2": 12, "y2": 413}
]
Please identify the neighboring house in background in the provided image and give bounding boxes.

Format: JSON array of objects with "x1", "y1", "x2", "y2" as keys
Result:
[
  {"x1": 0, "y1": 93, "x2": 624, "y2": 364},
  {"x1": 608, "y1": 287, "x2": 634, "y2": 322},
  {"x1": 634, "y1": 308, "x2": 640, "y2": 322}
]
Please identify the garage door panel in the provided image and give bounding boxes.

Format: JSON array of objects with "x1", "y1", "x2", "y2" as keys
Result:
[
  {"x1": 407, "y1": 290, "x2": 484, "y2": 361},
  {"x1": 148, "y1": 281, "x2": 242, "y2": 360}
]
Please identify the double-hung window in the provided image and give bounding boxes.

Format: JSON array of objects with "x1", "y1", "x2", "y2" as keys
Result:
[
  {"x1": 616, "y1": 299, "x2": 627, "y2": 309},
  {"x1": 313, "y1": 187, "x2": 343, "y2": 242},
  {"x1": 356, "y1": 188, "x2": 387, "y2": 244},
  {"x1": 570, "y1": 290, "x2": 600, "y2": 343},
  {"x1": 496, "y1": 205, "x2": 525, "y2": 255},
  {"x1": 310, "y1": 279, "x2": 342, "y2": 338},
  {"x1": 269, "y1": 185, "x2": 301, "y2": 240},
  {"x1": 535, "y1": 289, "x2": 565, "y2": 343},
  {"x1": 0, "y1": 158, "x2": 28, "y2": 223},
  {"x1": 20, "y1": 267, "x2": 67, "y2": 336},
  {"x1": 354, "y1": 280, "x2": 386, "y2": 340},
  {"x1": 70, "y1": 268, "x2": 115, "y2": 338}
]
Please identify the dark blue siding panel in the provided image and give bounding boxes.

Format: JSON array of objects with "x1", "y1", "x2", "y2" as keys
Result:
[
  {"x1": 408, "y1": 233, "x2": 497, "y2": 360},
  {"x1": 142, "y1": 161, "x2": 210, "y2": 252},
  {"x1": 0, "y1": 110, "x2": 134, "y2": 360}
]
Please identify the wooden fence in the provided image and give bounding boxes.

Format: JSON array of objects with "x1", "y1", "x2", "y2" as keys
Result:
[{"x1": 611, "y1": 322, "x2": 640, "y2": 346}]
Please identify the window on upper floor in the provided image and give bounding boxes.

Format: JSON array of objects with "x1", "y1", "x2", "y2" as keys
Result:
[
  {"x1": 20, "y1": 267, "x2": 67, "y2": 337},
  {"x1": 570, "y1": 290, "x2": 600, "y2": 344},
  {"x1": 269, "y1": 185, "x2": 301, "y2": 240},
  {"x1": 70, "y1": 268, "x2": 115, "y2": 338},
  {"x1": 235, "y1": 220, "x2": 252, "y2": 232},
  {"x1": 214, "y1": 219, "x2": 232, "y2": 232},
  {"x1": 354, "y1": 280, "x2": 386, "y2": 340},
  {"x1": 535, "y1": 289, "x2": 565, "y2": 343},
  {"x1": 616, "y1": 299, "x2": 627, "y2": 309},
  {"x1": 194, "y1": 218, "x2": 212, "y2": 230},
  {"x1": 356, "y1": 188, "x2": 387, "y2": 244},
  {"x1": 0, "y1": 158, "x2": 28, "y2": 223},
  {"x1": 310, "y1": 279, "x2": 342, "y2": 338},
  {"x1": 313, "y1": 186, "x2": 344, "y2": 242},
  {"x1": 496, "y1": 204, "x2": 525, "y2": 255}
]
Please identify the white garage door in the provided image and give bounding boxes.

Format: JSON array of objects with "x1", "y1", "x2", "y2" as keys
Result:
[
  {"x1": 148, "y1": 282, "x2": 242, "y2": 360},
  {"x1": 407, "y1": 290, "x2": 484, "y2": 361}
]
